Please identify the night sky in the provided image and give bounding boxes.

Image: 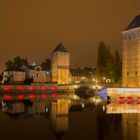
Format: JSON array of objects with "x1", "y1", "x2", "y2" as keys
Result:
[{"x1": 0, "y1": 0, "x2": 140, "y2": 69}]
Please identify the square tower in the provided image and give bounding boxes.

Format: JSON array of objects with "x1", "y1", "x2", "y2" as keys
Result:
[
  {"x1": 51, "y1": 43, "x2": 70, "y2": 84},
  {"x1": 122, "y1": 15, "x2": 140, "y2": 87}
]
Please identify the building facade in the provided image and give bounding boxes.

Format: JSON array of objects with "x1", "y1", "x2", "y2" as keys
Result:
[
  {"x1": 3, "y1": 70, "x2": 26, "y2": 84},
  {"x1": 122, "y1": 15, "x2": 140, "y2": 87},
  {"x1": 26, "y1": 65, "x2": 50, "y2": 83},
  {"x1": 51, "y1": 43, "x2": 70, "y2": 84},
  {"x1": 69, "y1": 68, "x2": 95, "y2": 84}
]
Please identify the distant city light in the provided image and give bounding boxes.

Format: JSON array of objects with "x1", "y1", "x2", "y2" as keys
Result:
[
  {"x1": 45, "y1": 108, "x2": 49, "y2": 112},
  {"x1": 82, "y1": 77, "x2": 85, "y2": 80},
  {"x1": 102, "y1": 105, "x2": 106, "y2": 111},
  {"x1": 46, "y1": 71, "x2": 50, "y2": 75},
  {"x1": 74, "y1": 85, "x2": 78, "y2": 89},
  {"x1": 82, "y1": 103, "x2": 85, "y2": 108},
  {"x1": 92, "y1": 85, "x2": 102, "y2": 90},
  {"x1": 103, "y1": 77, "x2": 106, "y2": 80}
]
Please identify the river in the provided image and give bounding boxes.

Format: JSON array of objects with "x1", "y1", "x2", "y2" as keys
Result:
[{"x1": 0, "y1": 97, "x2": 139, "y2": 140}]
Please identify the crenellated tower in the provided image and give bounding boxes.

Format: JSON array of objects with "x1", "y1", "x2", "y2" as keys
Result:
[{"x1": 51, "y1": 43, "x2": 70, "y2": 84}]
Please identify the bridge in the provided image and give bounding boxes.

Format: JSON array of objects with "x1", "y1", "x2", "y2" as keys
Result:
[
  {"x1": 0, "y1": 85, "x2": 58, "y2": 93},
  {"x1": 98, "y1": 88, "x2": 140, "y2": 103},
  {"x1": 57, "y1": 83, "x2": 120, "y2": 92}
]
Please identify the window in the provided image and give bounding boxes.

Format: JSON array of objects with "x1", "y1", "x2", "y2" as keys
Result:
[
  {"x1": 36, "y1": 68, "x2": 40, "y2": 71},
  {"x1": 127, "y1": 72, "x2": 129, "y2": 76},
  {"x1": 36, "y1": 73, "x2": 39, "y2": 77}
]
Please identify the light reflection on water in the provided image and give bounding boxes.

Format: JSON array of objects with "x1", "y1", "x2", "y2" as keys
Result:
[
  {"x1": 106, "y1": 101, "x2": 140, "y2": 140},
  {"x1": 1, "y1": 94, "x2": 140, "y2": 140}
]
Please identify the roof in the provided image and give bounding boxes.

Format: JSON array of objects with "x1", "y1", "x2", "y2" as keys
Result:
[
  {"x1": 52, "y1": 43, "x2": 68, "y2": 53},
  {"x1": 5, "y1": 69, "x2": 25, "y2": 72},
  {"x1": 125, "y1": 15, "x2": 140, "y2": 31},
  {"x1": 70, "y1": 68, "x2": 94, "y2": 77}
]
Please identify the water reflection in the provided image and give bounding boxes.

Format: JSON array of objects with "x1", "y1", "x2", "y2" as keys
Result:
[
  {"x1": 106, "y1": 101, "x2": 140, "y2": 140},
  {"x1": 50, "y1": 100, "x2": 69, "y2": 139},
  {"x1": 1, "y1": 96, "x2": 140, "y2": 140},
  {"x1": 2, "y1": 100, "x2": 50, "y2": 118},
  {"x1": 0, "y1": 98, "x2": 86, "y2": 139},
  {"x1": 106, "y1": 102, "x2": 140, "y2": 114},
  {"x1": 96, "y1": 104, "x2": 122, "y2": 140}
]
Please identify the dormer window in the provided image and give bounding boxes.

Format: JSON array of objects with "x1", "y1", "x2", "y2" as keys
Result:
[{"x1": 36, "y1": 68, "x2": 40, "y2": 71}]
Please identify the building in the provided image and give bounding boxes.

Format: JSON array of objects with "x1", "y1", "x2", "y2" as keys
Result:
[
  {"x1": 69, "y1": 67, "x2": 95, "y2": 84},
  {"x1": 51, "y1": 43, "x2": 70, "y2": 84},
  {"x1": 122, "y1": 15, "x2": 140, "y2": 87},
  {"x1": 25, "y1": 63, "x2": 50, "y2": 83},
  {"x1": 3, "y1": 70, "x2": 26, "y2": 84}
]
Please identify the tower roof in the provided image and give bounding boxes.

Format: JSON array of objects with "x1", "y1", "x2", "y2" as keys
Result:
[
  {"x1": 53, "y1": 43, "x2": 68, "y2": 53},
  {"x1": 125, "y1": 15, "x2": 140, "y2": 31}
]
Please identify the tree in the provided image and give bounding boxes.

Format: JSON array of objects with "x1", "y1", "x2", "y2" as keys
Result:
[
  {"x1": 5, "y1": 56, "x2": 29, "y2": 70},
  {"x1": 107, "y1": 48, "x2": 115, "y2": 82},
  {"x1": 97, "y1": 42, "x2": 122, "y2": 83},
  {"x1": 41, "y1": 59, "x2": 51, "y2": 71},
  {"x1": 0, "y1": 72, "x2": 3, "y2": 83},
  {"x1": 5, "y1": 60, "x2": 14, "y2": 70},
  {"x1": 24, "y1": 77, "x2": 33, "y2": 85},
  {"x1": 97, "y1": 42, "x2": 109, "y2": 79},
  {"x1": 114, "y1": 49, "x2": 122, "y2": 83}
]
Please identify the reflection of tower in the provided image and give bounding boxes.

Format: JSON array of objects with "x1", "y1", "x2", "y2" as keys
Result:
[
  {"x1": 51, "y1": 43, "x2": 70, "y2": 84},
  {"x1": 50, "y1": 99, "x2": 69, "y2": 139},
  {"x1": 122, "y1": 114, "x2": 140, "y2": 140},
  {"x1": 122, "y1": 15, "x2": 140, "y2": 87}
]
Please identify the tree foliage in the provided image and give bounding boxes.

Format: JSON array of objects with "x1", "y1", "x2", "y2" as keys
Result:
[
  {"x1": 97, "y1": 41, "x2": 122, "y2": 83},
  {"x1": 5, "y1": 56, "x2": 28, "y2": 70},
  {"x1": 41, "y1": 59, "x2": 51, "y2": 71},
  {"x1": 114, "y1": 49, "x2": 122, "y2": 83}
]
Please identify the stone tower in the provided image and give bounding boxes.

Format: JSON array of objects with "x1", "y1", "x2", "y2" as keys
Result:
[
  {"x1": 122, "y1": 15, "x2": 140, "y2": 87},
  {"x1": 51, "y1": 43, "x2": 70, "y2": 84}
]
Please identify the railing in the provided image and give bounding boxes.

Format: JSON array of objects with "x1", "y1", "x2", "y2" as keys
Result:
[{"x1": 0, "y1": 85, "x2": 58, "y2": 92}]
